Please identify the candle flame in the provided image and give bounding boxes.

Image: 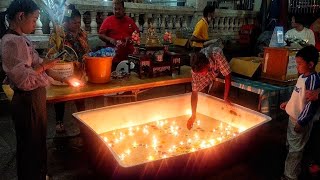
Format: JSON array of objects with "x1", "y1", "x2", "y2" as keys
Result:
[
  {"x1": 72, "y1": 81, "x2": 81, "y2": 87},
  {"x1": 239, "y1": 126, "x2": 246, "y2": 132}
]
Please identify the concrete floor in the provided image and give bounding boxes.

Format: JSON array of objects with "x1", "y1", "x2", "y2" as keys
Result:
[{"x1": 0, "y1": 83, "x2": 318, "y2": 180}]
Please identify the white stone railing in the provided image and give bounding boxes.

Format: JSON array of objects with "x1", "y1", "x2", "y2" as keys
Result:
[{"x1": 0, "y1": 0, "x2": 258, "y2": 49}]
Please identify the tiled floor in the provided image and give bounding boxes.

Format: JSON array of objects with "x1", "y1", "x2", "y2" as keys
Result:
[{"x1": 0, "y1": 84, "x2": 317, "y2": 180}]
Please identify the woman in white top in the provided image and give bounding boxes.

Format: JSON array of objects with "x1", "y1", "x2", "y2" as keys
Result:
[{"x1": 285, "y1": 15, "x2": 315, "y2": 46}]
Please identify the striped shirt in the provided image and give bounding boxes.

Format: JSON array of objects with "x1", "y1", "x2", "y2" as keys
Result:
[
  {"x1": 285, "y1": 72, "x2": 320, "y2": 126},
  {"x1": 191, "y1": 46, "x2": 231, "y2": 92}
]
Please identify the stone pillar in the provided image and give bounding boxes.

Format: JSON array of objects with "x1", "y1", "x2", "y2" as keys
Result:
[
  {"x1": 143, "y1": 14, "x2": 149, "y2": 33},
  {"x1": 90, "y1": 11, "x2": 98, "y2": 34},
  {"x1": 49, "y1": 21, "x2": 53, "y2": 33},
  {"x1": 161, "y1": 15, "x2": 167, "y2": 33},
  {"x1": 34, "y1": 14, "x2": 43, "y2": 34},
  {"x1": 167, "y1": 15, "x2": 173, "y2": 32},
  {"x1": 154, "y1": 14, "x2": 161, "y2": 33},
  {"x1": 176, "y1": 16, "x2": 182, "y2": 31},
  {"x1": 80, "y1": 11, "x2": 86, "y2": 30},
  {"x1": 0, "y1": 8, "x2": 8, "y2": 28},
  {"x1": 182, "y1": 15, "x2": 188, "y2": 29},
  {"x1": 134, "y1": 13, "x2": 140, "y2": 32}
]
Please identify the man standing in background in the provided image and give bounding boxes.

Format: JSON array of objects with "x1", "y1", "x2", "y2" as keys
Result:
[{"x1": 99, "y1": 0, "x2": 139, "y2": 70}]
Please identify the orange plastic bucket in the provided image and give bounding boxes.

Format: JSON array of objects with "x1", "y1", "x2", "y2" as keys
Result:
[{"x1": 84, "y1": 56, "x2": 113, "y2": 83}]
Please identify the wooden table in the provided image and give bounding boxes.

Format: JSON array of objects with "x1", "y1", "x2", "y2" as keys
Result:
[{"x1": 2, "y1": 66, "x2": 192, "y2": 103}]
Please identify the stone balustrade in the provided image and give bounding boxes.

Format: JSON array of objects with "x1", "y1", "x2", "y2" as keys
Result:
[{"x1": 0, "y1": 0, "x2": 258, "y2": 50}]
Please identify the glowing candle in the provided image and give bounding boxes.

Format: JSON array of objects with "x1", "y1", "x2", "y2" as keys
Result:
[
  {"x1": 99, "y1": 115, "x2": 243, "y2": 166},
  {"x1": 173, "y1": 131, "x2": 178, "y2": 137},
  {"x1": 185, "y1": 109, "x2": 192, "y2": 115},
  {"x1": 125, "y1": 149, "x2": 131, "y2": 155},
  {"x1": 239, "y1": 126, "x2": 246, "y2": 132},
  {"x1": 119, "y1": 132, "x2": 125, "y2": 140},
  {"x1": 196, "y1": 120, "x2": 201, "y2": 126},
  {"x1": 103, "y1": 137, "x2": 108, "y2": 142},
  {"x1": 143, "y1": 126, "x2": 149, "y2": 134},
  {"x1": 152, "y1": 136, "x2": 158, "y2": 149},
  {"x1": 148, "y1": 155, "x2": 154, "y2": 161},
  {"x1": 209, "y1": 139, "x2": 215, "y2": 145},
  {"x1": 200, "y1": 141, "x2": 206, "y2": 148},
  {"x1": 194, "y1": 133, "x2": 199, "y2": 140},
  {"x1": 128, "y1": 130, "x2": 134, "y2": 136},
  {"x1": 72, "y1": 81, "x2": 81, "y2": 87},
  {"x1": 132, "y1": 141, "x2": 138, "y2": 148},
  {"x1": 120, "y1": 154, "x2": 125, "y2": 160}
]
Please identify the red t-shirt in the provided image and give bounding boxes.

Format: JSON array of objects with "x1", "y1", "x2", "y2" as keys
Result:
[{"x1": 99, "y1": 15, "x2": 139, "y2": 62}]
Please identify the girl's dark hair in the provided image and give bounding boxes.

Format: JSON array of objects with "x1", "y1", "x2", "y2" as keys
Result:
[
  {"x1": 203, "y1": 5, "x2": 215, "y2": 17},
  {"x1": 293, "y1": 15, "x2": 305, "y2": 26},
  {"x1": 0, "y1": 0, "x2": 39, "y2": 38},
  {"x1": 296, "y1": 45, "x2": 319, "y2": 67},
  {"x1": 191, "y1": 52, "x2": 209, "y2": 72},
  {"x1": 63, "y1": 4, "x2": 81, "y2": 22},
  {"x1": 0, "y1": 12, "x2": 7, "y2": 38}
]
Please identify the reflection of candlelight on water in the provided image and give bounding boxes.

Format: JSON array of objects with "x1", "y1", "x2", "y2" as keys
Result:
[
  {"x1": 132, "y1": 141, "x2": 138, "y2": 148},
  {"x1": 152, "y1": 136, "x2": 158, "y2": 149},
  {"x1": 148, "y1": 155, "x2": 154, "y2": 161},
  {"x1": 120, "y1": 154, "x2": 125, "y2": 160},
  {"x1": 185, "y1": 109, "x2": 192, "y2": 115},
  {"x1": 239, "y1": 126, "x2": 246, "y2": 132},
  {"x1": 125, "y1": 149, "x2": 131, "y2": 155},
  {"x1": 209, "y1": 139, "x2": 215, "y2": 145},
  {"x1": 196, "y1": 120, "x2": 201, "y2": 126},
  {"x1": 100, "y1": 115, "x2": 242, "y2": 166}
]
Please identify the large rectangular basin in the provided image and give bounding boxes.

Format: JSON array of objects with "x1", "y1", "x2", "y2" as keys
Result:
[{"x1": 73, "y1": 93, "x2": 271, "y2": 179}]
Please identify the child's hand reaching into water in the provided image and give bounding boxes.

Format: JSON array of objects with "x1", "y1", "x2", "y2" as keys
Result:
[{"x1": 187, "y1": 115, "x2": 196, "y2": 130}]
